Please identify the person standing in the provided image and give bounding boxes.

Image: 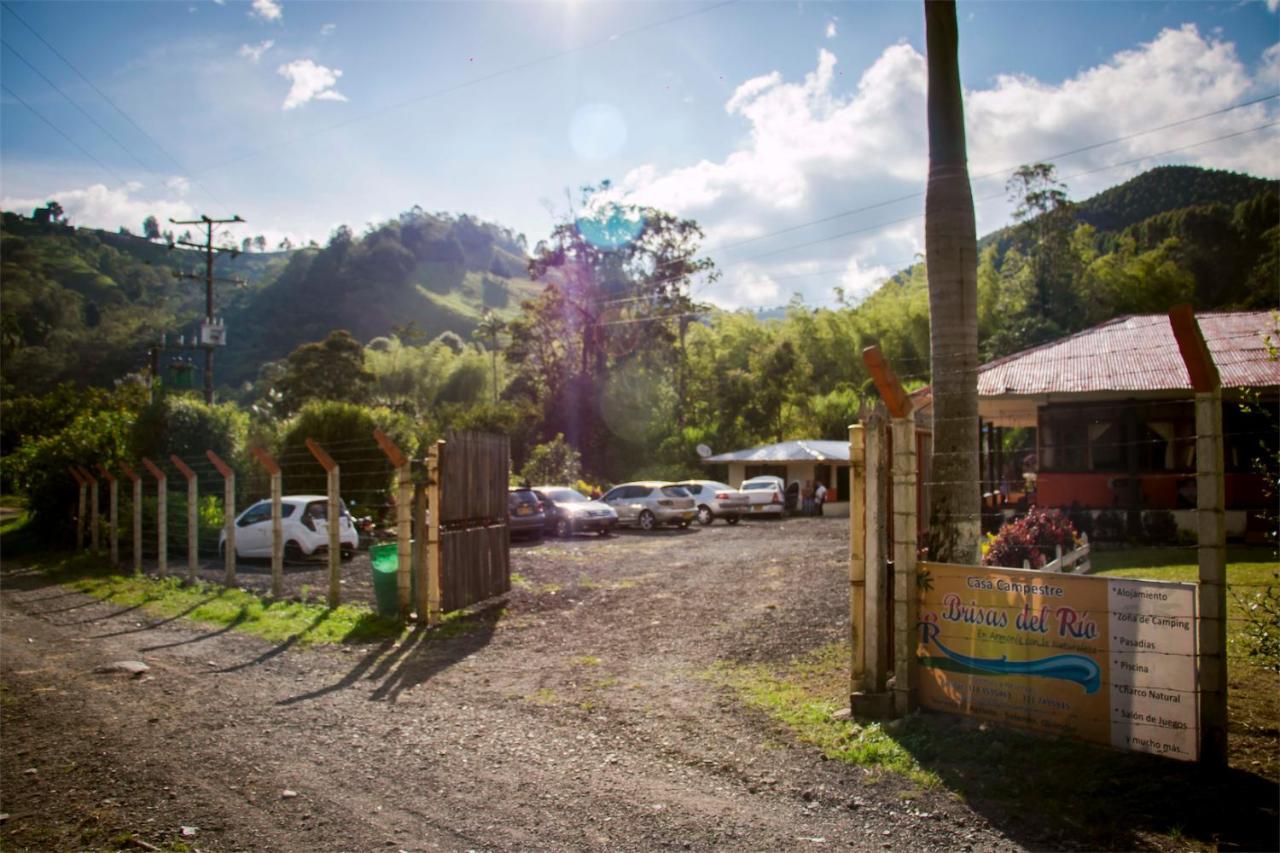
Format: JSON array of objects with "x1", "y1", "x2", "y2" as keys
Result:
[
  {"x1": 814, "y1": 481, "x2": 828, "y2": 516},
  {"x1": 800, "y1": 480, "x2": 813, "y2": 516}
]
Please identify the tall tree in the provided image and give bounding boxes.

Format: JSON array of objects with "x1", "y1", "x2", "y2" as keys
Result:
[
  {"x1": 474, "y1": 311, "x2": 506, "y2": 407},
  {"x1": 275, "y1": 329, "x2": 375, "y2": 415},
  {"x1": 142, "y1": 215, "x2": 161, "y2": 241},
  {"x1": 923, "y1": 0, "x2": 980, "y2": 564}
]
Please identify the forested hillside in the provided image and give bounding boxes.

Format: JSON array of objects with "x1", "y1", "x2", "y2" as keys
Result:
[
  {"x1": 2, "y1": 165, "x2": 1276, "y2": 505},
  {"x1": 0, "y1": 205, "x2": 537, "y2": 395}
]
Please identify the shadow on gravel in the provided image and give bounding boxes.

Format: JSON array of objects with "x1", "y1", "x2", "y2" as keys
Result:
[
  {"x1": 87, "y1": 592, "x2": 225, "y2": 640},
  {"x1": 896, "y1": 713, "x2": 1280, "y2": 851},
  {"x1": 275, "y1": 603, "x2": 502, "y2": 706},
  {"x1": 216, "y1": 610, "x2": 333, "y2": 674},
  {"x1": 140, "y1": 605, "x2": 250, "y2": 652}
]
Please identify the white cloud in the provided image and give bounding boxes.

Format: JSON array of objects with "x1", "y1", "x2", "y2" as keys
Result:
[
  {"x1": 1, "y1": 183, "x2": 197, "y2": 233},
  {"x1": 250, "y1": 0, "x2": 281, "y2": 22},
  {"x1": 164, "y1": 176, "x2": 191, "y2": 195},
  {"x1": 211, "y1": 0, "x2": 225, "y2": 5},
  {"x1": 825, "y1": 20, "x2": 838, "y2": 39},
  {"x1": 614, "y1": 24, "x2": 1278, "y2": 309},
  {"x1": 277, "y1": 59, "x2": 347, "y2": 110},
  {"x1": 719, "y1": 265, "x2": 780, "y2": 310},
  {"x1": 320, "y1": 22, "x2": 336, "y2": 36},
  {"x1": 1268, "y1": 0, "x2": 1278, "y2": 14},
  {"x1": 238, "y1": 39, "x2": 275, "y2": 63}
]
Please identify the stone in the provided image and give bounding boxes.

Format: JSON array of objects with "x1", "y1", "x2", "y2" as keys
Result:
[
  {"x1": 282, "y1": 789, "x2": 299, "y2": 799},
  {"x1": 94, "y1": 661, "x2": 150, "y2": 677},
  {"x1": 830, "y1": 708, "x2": 852, "y2": 721}
]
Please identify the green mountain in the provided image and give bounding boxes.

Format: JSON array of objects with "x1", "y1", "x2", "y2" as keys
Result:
[{"x1": 0, "y1": 206, "x2": 537, "y2": 395}]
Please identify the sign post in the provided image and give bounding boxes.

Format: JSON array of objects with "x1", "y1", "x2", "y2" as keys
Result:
[{"x1": 1169, "y1": 304, "x2": 1228, "y2": 768}]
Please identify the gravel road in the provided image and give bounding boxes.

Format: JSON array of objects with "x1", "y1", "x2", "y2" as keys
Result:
[{"x1": 1, "y1": 519, "x2": 1021, "y2": 851}]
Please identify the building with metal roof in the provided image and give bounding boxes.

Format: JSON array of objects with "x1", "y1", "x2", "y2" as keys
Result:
[
  {"x1": 970, "y1": 310, "x2": 1277, "y2": 539},
  {"x1": 701, "y1": 440, "x2": 852, "y2": 515}
]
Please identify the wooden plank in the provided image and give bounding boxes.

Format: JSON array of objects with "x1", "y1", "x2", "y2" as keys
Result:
[
  {"x1": 414, "y1": 482, "x2": 428, "y2": 620},
  {"x1": 862, "y1": 345, "x2": 914, "y2": 420},
  {"x1": 142, "y1": 458, "x2": 167, "y2": 577},
  {"x1": 890, "y1": 414, "x2": 918, "y2": 716},
  {"x1": 849, "y1": 422, "x2": 867, "y2": 692}
]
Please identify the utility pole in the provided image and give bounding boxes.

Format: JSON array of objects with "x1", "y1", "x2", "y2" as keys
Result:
[{"x1": 170, "y1": 214, "x2": 245, "y2": 403}]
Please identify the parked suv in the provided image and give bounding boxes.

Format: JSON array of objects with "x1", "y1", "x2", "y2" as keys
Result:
[
  {"x1": 672, "y1": 480, "x2": 747, "y2": 526},
  {"x1": 600, "y1": 482, "x2": 696, "y2": 530},
  {"x1": 219, "y1": 495, "x2": 358, "y2": 561},
  {"x1": 507, "y1": 487, "x2": 545, "y2": 540}
]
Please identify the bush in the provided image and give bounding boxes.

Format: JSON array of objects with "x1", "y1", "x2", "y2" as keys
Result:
[
  {"x1": 1235, "y1": 576, "x2": 1280, "y2": 672},
  {"x1": 1094, "y1": 509, "x2": 1126, "y2": 543},
  {"x1": 519, "y1": 434, "x2": 581, "y2": 487},
  {"x1": 1142, "y1": 509, "x2": 1179, "y2": 545},
  {"x1": 278, "y1": 401, "x2": 415, "y2": 510},
  {"x1": 7, "y1": 408, "x2": 134, "y2": 536},
  {"x1": 129, "y1": 396, "x2": 248, "y2": 471},
  {"x1": 982, "y1": 507, "x2": 1080, "y2": 570}
]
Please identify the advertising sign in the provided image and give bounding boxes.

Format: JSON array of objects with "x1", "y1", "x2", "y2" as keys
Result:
[{"x1": 916, "y1": 562, "x2": 1198, "y2": 761}]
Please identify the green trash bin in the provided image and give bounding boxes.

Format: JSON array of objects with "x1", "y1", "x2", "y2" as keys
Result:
[
  {"x1": 370, "y1": 542, "x2": 400, "y2": 617},
  {"x1": 370, "y1": 541, "x2": 417, "y2": 617}
]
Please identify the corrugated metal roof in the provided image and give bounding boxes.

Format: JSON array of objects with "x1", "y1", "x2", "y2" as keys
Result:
[
  {"x1": 702, "y1": 439, "x2": 850, "y2": 464},
  {"x1": 978, "y1": 311, "x2": 1279, "y2": 397}
]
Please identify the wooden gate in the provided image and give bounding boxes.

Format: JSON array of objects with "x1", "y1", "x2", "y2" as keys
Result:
[{"x1": 435, "y1": 430, "x2": 510, "y2": 612}]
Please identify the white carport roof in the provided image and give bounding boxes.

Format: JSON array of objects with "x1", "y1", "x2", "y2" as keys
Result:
[{"x1": 702, "y1": 440, "x2": 850, "y2": 464}]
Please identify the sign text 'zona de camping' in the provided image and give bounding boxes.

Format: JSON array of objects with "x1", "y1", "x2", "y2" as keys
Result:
[{"x1": 916, "y1": 563, "x2": 1199, "y2": 761}]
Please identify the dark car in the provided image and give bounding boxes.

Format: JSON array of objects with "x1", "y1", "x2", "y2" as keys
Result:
[
  {"x1": 533, "y1": 486, "x2": 618, "y2": 538},
  {"x1": 507, "y1": 487, "x2": 545, "y2": 540}
]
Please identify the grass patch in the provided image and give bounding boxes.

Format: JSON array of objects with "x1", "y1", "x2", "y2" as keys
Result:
[
  {"x1": 571, "y1": 655, "x2": 602, "y2": 667},
  {"x1": 1095, "y1": 545, "x2": 1280, "y2": 783},
  {"x1": 30, "y1": 553, "x2": 408, "y2": 646},
  {"x1": 707, "y1": 643, "x2": 937, "y2": 787}
]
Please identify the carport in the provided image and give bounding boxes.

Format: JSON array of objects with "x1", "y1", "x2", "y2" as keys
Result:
[{"x1": 701, "y1": 440, "x2": 850, "y2": 515}]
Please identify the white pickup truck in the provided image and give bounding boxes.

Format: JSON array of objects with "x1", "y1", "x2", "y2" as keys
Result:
[{"x1": 738, "y1": 475, "x2": 786, "y2": 516}]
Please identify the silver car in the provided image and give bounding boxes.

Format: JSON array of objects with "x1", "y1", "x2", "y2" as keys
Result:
[
  {"x1": 600, "y1": 482, "x2": 696, "y2": 531},
  {"x1": 672, "y1": 480, "x2": 747, "y2": 526}
]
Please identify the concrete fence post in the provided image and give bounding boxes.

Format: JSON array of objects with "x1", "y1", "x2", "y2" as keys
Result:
[
  {"x1": 120, "y1": 463, "x2": 142, "y2": 575},
  {"x1": 170, "y1": 455, "x2": 199, "y2": 583},
  {"x1": 97, "y1": 465, "x2": 119, "y2": 565},
  {"x1": 251, "y1": 447, "x2": 284, "y2": 598},
  {"x1": 79, "y1": 466, "x2": 100, "y2": 555},
  {"x1": 373, "y1": 428, "x2": 413, "y2": 620},
  {"x1": 1170, "y1": 304, "x2": 1228, "y2": 768},
  {"x1": 69, "y1": 467, "x2": 87, "y2": 551},
  {"x1": 207, "y1": 450, "x2": 237, "y2": 587},
  {"x1": 862, "y1": 345, "x2": 917, "y2": 718},
  {"x1": 305, "y1": 438, "x2": 342, "y2": 609},
  {"x1": 141, "y1": 458, "x2": 167, "y2": 577},
  {"x1": 849, "y1": 421, "x2": 867, "y2": 693}
]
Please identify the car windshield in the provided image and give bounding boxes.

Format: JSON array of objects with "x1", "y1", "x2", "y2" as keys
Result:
[
  {"x1": 661, "y1": 486, "x2": 690, "y2": 498},
  {"x1": 543, "y1": 488, "x2": 588, "y2": 503},
  {"x1": 741, "y1": 481, "x2": 776, "y2": 490}
]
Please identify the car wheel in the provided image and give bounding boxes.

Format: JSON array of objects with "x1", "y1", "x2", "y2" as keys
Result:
[
  {"x1": 284, "y1": 541, "x2": 304, "y2": 562},
  {"x1": 555, "y1": 518, "x2": 571, "y2": 539},
  {"x1": 678, "y1": 520, "x2": 690, "y2": 529},
  {"x1": 599, "y1": 528, "x2": 611, "y2": 537},
  {"x1": 341, "y1": 548, "x2": 354, "y2": 560},
  {"x1": 638, "y1": 510, "x2": 656, "y2": 531},
  {"x1": 726, "y1": 515, "x2": 741, "y2": 526},
  {"x1": 697, "y1": 505, "x2": 713, "y2": 526}
]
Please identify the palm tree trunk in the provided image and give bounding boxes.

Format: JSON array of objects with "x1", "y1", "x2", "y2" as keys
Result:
[{"x1": 924, "y1": 0, "x2": 980, "y2": 564}]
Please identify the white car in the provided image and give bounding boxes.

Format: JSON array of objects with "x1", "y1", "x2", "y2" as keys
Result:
[
  {"x1": 219, "y1": 495, "x2": 358, "y2": 561},
  {"x1": 672, "y1": 480, "x2": 748, "y2": 526},
  {"x1": 738, "y1": 475, "x2": 786, "y2": 516}
]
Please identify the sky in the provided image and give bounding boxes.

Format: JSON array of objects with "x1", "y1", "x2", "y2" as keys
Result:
[{"x1": 1, "y1": 0, "x2": 1277, "y2": 310}]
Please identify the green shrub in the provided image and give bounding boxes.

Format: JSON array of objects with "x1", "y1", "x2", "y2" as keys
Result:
[
  {"x1": 519, "y1": 433, "x2": 581, "y2": 487},
  {"x1": 1141, "y1": 510, "x2": 1179, "y2": 545},
  {"x1": 6, "y1": 408, "x2": 134, "y2": 536},
  {"x1": 129, "y1": 395, "x2": 248, "y2": 467},
  {"x1": 278, "y1": 401, "x2": 415, "y2": 509}
]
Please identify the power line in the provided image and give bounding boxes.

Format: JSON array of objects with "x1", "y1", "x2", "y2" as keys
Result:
[
  {"x1": 709, "y1": 92, "x2": 1280, "y2": 255},
  {"x1": 0, "y1": 1, "x2": 228, "y2": 208},
  {"x1": 1, "y1": 38, "x2": 168, "y2": 183},
  {"x1": 0, "y1": 82, "x2": 128, "y2": 187}
]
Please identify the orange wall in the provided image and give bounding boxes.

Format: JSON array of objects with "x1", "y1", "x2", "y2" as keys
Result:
[{"x1": 1036, "y1": 472, "x2": 1268, "y2": 510}]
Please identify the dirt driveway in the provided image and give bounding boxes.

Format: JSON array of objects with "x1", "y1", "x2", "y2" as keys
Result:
[{"x1": 1, "y1": 519, "x2": 1019, "y2": 851}]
